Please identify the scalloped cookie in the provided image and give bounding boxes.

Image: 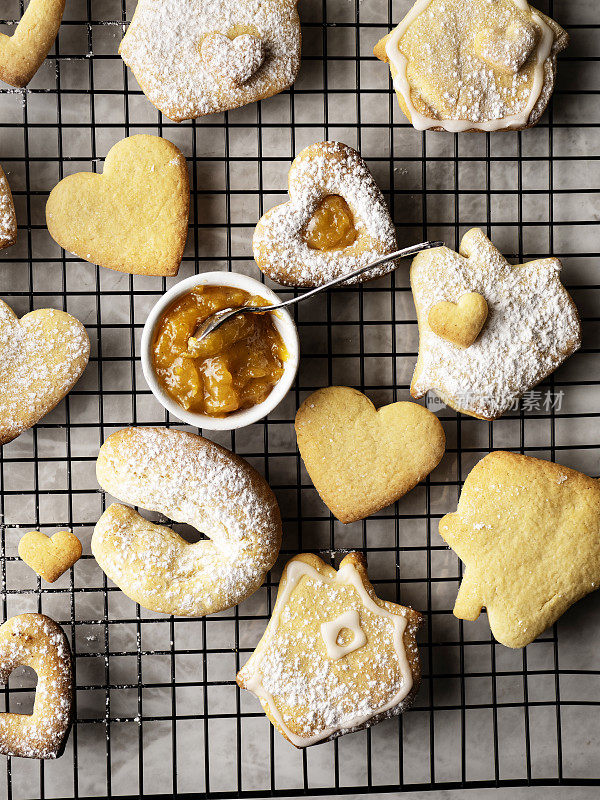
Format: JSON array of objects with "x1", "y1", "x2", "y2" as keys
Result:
[
  {"x1": 0, "y1": 166, "x2": 17, "y2": 251},
  {"x1": 0, "y1": 0, "x2": 65, "y2": 88},
  {"x1": 374, "y1": 0, "x2": 568, "y2": 132},
  {"x1": 237, "y1": 552, "x2": 423, "y2": 746}
]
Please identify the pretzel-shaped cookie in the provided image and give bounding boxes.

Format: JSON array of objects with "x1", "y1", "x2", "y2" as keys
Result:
[
  {"x1": 0, "y1": 614, "x2": 73, "y2": 759},
  {"x1": 92, "y1": 427, "x2": 282, "y2": 616}
]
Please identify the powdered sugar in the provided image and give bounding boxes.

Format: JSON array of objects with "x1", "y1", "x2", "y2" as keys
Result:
[
  {"x1": 119, "y1": 0, "x2": 301, "y2": 121},
  {"x1": 0, "y1": 166, "x2": 17, "y2": 250},
  {"x1": 411, "y1": 228, "x2": 581, "y2": 420},
  {"x1": 253, "y1": 142, "x2": 398, "y2": 288},
  {"x1": 200, "y1": 32, "x2": 265, "y2": 85}
]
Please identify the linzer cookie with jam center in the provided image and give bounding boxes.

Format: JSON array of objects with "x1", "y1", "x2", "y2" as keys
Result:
[
  {"x1": 374, "y1": 0, "x2": 568, "y2": 132},
  {"x1": 119, "y1": 0, "x2": 301, "y2": 121},
  {"x1": 253, "y1": 141, "x2": 398, "y2": 288},
  {"x1": 237, "y1": 552, "x2": 423, "y2": 746}
]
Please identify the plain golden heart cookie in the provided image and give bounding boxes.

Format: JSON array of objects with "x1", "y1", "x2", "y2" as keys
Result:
[
  {"x1": 295, "y1": 386, "x2": 446, "y2": 524},
  {"x1": 0, "y1": 300, "x2": 90, "y2": 446},
  {"x1": 428, "y1": 292, "x2": 488, "y2": 349},
  {"x1": 200, "y1": 33, "x2": 265, "y2": 84},
  {"x1": 0, "y1": 613, "x2": 72, "y2": 759},
  {"x1": 19, "y1": 531, "x2": 82, "y2": 583},
  {"x1": 46, "y1": 135, "x2": 189, "y2": 277},
  {"x1": 0, "y1": 0, "x2": 65, "y2": 88},
  {"x1": 0, "y1": 165, "x2": 17, "y2": 250}
]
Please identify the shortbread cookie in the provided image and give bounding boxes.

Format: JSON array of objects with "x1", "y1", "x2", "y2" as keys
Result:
[
  {"x1": 295, "y1": 387, "x2": 445, "y2": 523},
  {"x1": 253, "y1": 141, "x2": 398, "y2": 288},
  {"x1": 0, "y1": 300, "x2": 90, "y2": 446},
  {"x1": 46, "y1": 135, "x2": 189, "y2": 277},
  {"x1": 19, "y1": 531, "x2": 82, "y2": 583},
  {"x1": 119, "y1": 0, "x2": 301, "y2": 121},
  {"x1": 238, "y1": 552, "x2": 423, "y2": 746},
  {"x1": 0, "y1": 0, "x2": 65, "y2": 88},
  {"x1": 410, "y1": 229, "x2": 581, "y2": 420},
  {"x1": 0, "y1": 613, "x2": 72, "y2": 758},
  {"x1": 0, "y1": 166, "x2": 17, "y2": 250},
  {"x1": 439, "y1": 452, "x2": 600, "y2": 648},
  {"x1": 92, "y1": 427, "x2": 282, "y2": 616},
  {"x1": 374, "y1": 0, "x2": 568, "y2": 132}
]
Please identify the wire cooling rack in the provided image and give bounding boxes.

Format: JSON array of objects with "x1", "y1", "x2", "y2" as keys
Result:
[{"x1": 0, "y1": 0, "x2": 599, "y2": 797}]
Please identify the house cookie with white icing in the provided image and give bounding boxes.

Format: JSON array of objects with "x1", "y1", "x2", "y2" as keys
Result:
[
  {"x1": 253, "y1": 141, "x2": 398, "y2": 288},
  {"x1": 374, "y1": 0, "x2": 568, "y2": 132},
  {"x1": 410, "y1": 228, "x2": 581, "y2": 420},
  {"x1": 237, "y1": 552, "x2": 422, "y2": 746},
  {"x1": 119, "y1": 0, "x2": 301, "y2": 121}
]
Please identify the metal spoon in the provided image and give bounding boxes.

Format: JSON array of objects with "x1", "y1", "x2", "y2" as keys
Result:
[{"x1": 192, "y1": 240, "x2": 444, "y2": 344}]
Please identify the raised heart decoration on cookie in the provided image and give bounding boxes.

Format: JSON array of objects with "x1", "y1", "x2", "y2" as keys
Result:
[
  {"x1": 474, "y1": 20, "x2": 538, "y2": 74},
  {"x1": 200, "y1": 33, "x2": 265, "y2": 84},
  {"x1": 19, "y1": 531, "x2": 82, "y2": 583},
  {"x1": 0, "y1": 165, "x2": 17, "y2": 251},
  {"x1": 0, "y1": 0, "x2": 66, "y2": 88},
  {"x1": 295, "y1": 386, "x2": 446, "y2": 523},
  {"x1": 428, "y1": 292, "x2": 488, "y2": 349},
  {"x1": 0, "y1": 300, "x2": 90, "y2": 446},
  {"x1": 46, "y1": 135, "x2": 190, "y2": 277}
]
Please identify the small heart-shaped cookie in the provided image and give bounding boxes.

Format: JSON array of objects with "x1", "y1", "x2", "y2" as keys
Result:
[
  {"x1": 0, "y1": 165, "x2": 17, "y2": 251},
  {"x1": 0, "y1": 613, "x2": 72, "y2": 758},
  {"x1": 46, "y1": 135, "x2": 189, "y2": 277},
  {"x1": 428, "y1": 292, "x2": 488, "y2": 349},
  {"x1": 295, "y1": 387, "x2": 445, "y2": 523},
  {"x1": 200, "y1": 33, "x2": 265, "y2": 84},
  {"x1": 0, "y1": 0, "x2": 66, "y2": 88},
  {"x1": 474, "y1": 20, "x2": 538, "y2": 75},
  {"x1": 19, "y1": 531, "x2": 82, "y2": 583},
  {"x1": 0, "y1": 300, "x2": 90, "y2": 445}
]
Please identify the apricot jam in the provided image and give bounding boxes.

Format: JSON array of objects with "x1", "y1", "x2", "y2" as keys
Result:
[
  {"x1": 304, "y1": 195, "x2": 358, "y2": 251},
  {"x1": 151, "y1": 285, "x2": 288, "y2": 417}
]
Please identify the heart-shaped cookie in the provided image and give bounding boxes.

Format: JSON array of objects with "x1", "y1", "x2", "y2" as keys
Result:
[
  {"x1": 0, "y1": 614, "x2": 72, "y2": 758},
  {"x1": 0, "y1": 300, "x2": 90, "y2": 446},
  {"x1": 19, "y1": 531, "x2": 82, "y2": 583},
  {"x1": 428, "y1": 292, "x2": 488, "y2": 349},
  {"x1": 474, "y1": 20, "x2": 538, "y2": 75},
  {"x1": 0, "y1": 0, "x2": 66, "y2": 88},
  {"x1": 295, "y1": 387, "x2": 446, "y2": 523},
  {"x1": 0, "y1": 165, "x2": 17, "y2": 251},
  {"x1": 200, "y1": 33, "x2": 265, "y2": 84},
  {"x1": 46, "y1": 134, "x2": 190, "y2": 277}
]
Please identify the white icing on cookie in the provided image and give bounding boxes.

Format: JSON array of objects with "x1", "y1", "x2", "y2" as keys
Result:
[
  {"x1": 384, "y1": 0, "x2": 556, "y2": 131},
  {"x1": 321, "y1": 609, "x2": 367, "y2": 660},
  {"x1": 410, "y1": 228, "x2": 581, "y2": 420}
]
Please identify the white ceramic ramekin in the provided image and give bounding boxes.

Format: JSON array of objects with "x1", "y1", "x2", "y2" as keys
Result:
[{"x1": 141, "y1": 272, "x2": 300, "y2": 431}]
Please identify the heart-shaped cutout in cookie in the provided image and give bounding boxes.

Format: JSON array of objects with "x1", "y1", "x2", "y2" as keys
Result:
[
  {"x1": 19, "y1": 531, "x2": 82, "y2": 583},
  {"x1": 46, "y1": 134, "x2": 189, "y2": 277},
  {"x1": 474, "y1": 20, "x2": 538, "y2": 75},
  {"x1": 428, "y1": 292, "x2": 488, "y2": 349},
  {"x1": 0, "y1": 300, "x2": 90, "y2": 445},
  {"x1": 295, "y1": 387, "x2": 445, "y2": 523},
  {"x1": 0, "y1": 614, "x2": 73, "y2": 758},
  {"x1": 200, "y1": 33, "x2": 265, "y2": 85},
  {"x1": 0, "y1": 0, "x2": 66, "y2": 88}
]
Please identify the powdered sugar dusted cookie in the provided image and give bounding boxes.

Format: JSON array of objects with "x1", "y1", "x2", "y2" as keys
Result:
[
  {"x1": 0, "y1": 0, "x2": 65, "y2": 88},
  {"x1": 374, "y1": 0, "x2": 568, "y2": 132},
  {"x1": 237, "y1": 552, "x2": 422, "y2": 746},
  {"x1": 0, "y1": 165, "x2": 17, "y2": 251},
  {"x1": 0, "y1": 300, "x2": 90, "y2": 446},
  {"x1": 119, "y1": 0, "x2": 301, "y2": 121},
  {"x1": 439, "y1": 452, "x2": 600, "y2": 648},
  {"x1": 410, "y1": 229, "x2": 581, "y2": 420},
  {"x1": 253, "y1": 142, "x2": 398, "y2": 288}
]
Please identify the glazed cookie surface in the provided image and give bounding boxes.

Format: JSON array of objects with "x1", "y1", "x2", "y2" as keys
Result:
[
  {"x1": 295, "y1": 386, "x2": 446, "y2": 523},
  {"x1": 374, "y1": 0, "x2": 568, "y2": 132},
  {"x1": 46, "y1": 135, "x2": 189, "y2": 277},
  {"x1": 0, "y1": 0, "x2": 65, "y2": 88},
  {"x1": 253, "y1": 141, "x2": 398, "y2": 288},
  {"x1": 0, "y1": 165, "x2": 17, "y2": 251},
  {"x1": 0, "y1": 613, "x2": 72, "y2": 758},
  {"x1": 237, "y1": 552, "x2": 423, "y2": 746},
  {"x1": 92, "y1": 427, "x2": 282, "y2": 616},
  {"x1": 439, "y1": 452, "x2": 600, "y2": 648},
  {"x1": 410, "y1": 228, "x2": 581, "y2": 420},
  {"x1": 0, "y1": 300, "x2": 90, "y2": 446},
  {"x1": 119, "y1": 0, "x2": 301, "y2": 121}
]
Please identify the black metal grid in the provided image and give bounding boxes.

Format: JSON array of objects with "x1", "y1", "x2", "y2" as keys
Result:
[{"x1": 0, "y1": 0, "x2": 598, "y2": 796}]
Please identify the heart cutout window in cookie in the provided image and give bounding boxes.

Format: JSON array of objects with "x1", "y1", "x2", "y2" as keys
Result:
[
  {"x1": 0, "y1": 0, "x2": 66, "y2": 88},
  {"x1": 304, "y1": 195, "x2": 358, "y2": 251},
  {"x1": 428, "y1": 292, "x2": 488, "y2": 349},
  {"x1": 200, "y1": 32, "x2": 265, "y2": 85}
]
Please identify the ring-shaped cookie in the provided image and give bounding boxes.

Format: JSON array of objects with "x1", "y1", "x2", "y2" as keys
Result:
[{"x1": 92, "y1": 427, "x2": 282, "y2": 616}]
